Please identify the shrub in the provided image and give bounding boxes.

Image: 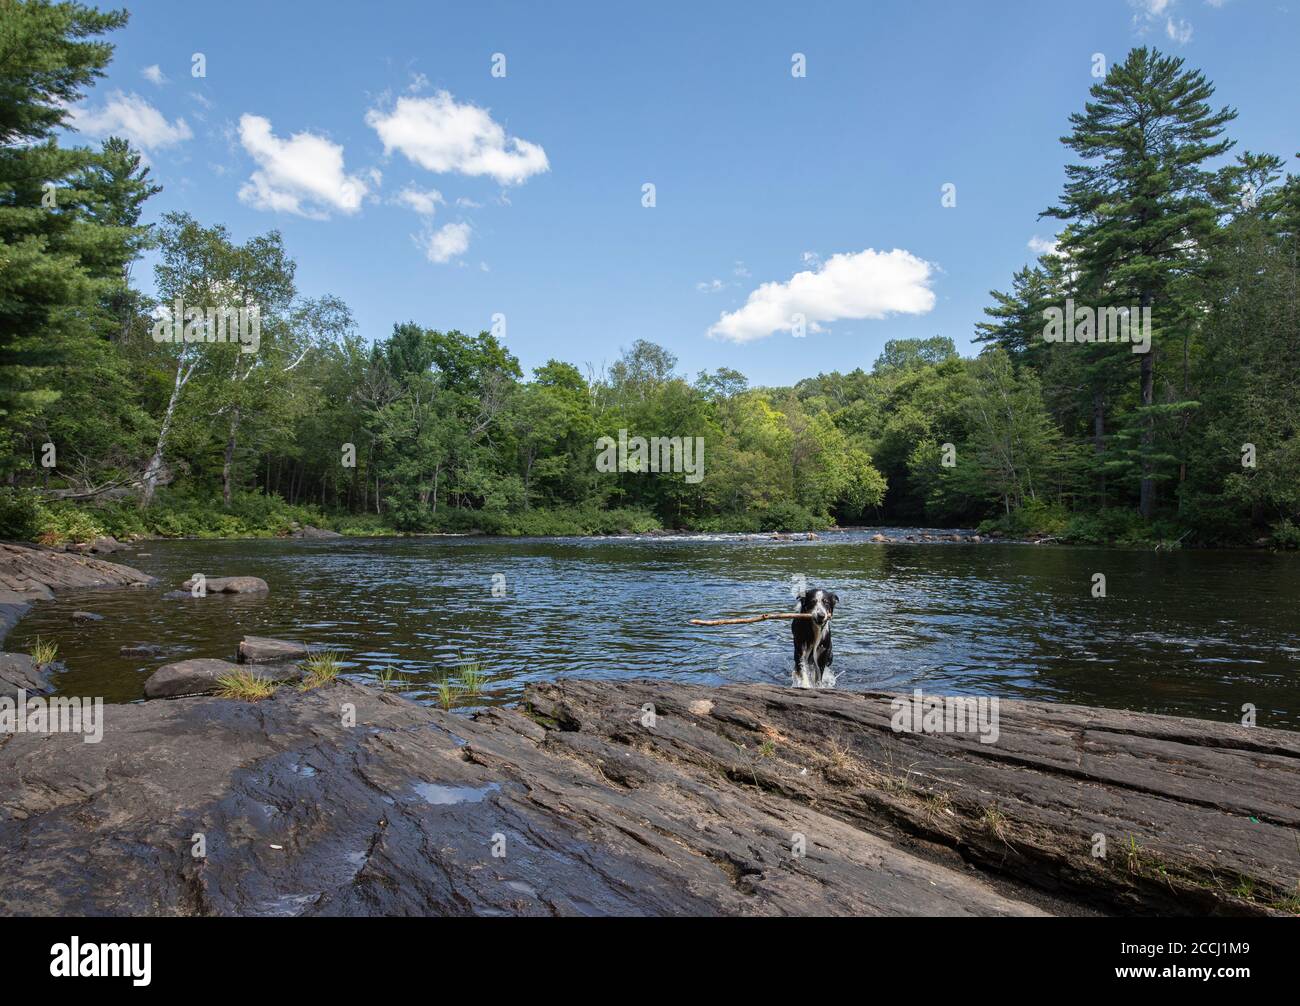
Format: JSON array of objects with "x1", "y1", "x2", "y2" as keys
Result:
[
  {"x1": 754, "y1": 502, "x2": 831, "y2": 532},
  {"x1": 1271, "y1": 519, "x2": 1300, "y2": 549},
  {"x1": 0, "y1": 490, "x2": 44, "y2": 540}
]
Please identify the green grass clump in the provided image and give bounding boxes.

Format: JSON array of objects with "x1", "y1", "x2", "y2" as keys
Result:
[
  {"x1": 30, "y1": 636, "x2": 58, "y2": 669},
  {"x1": 457, "y1": 660, "x2": 488, "y2": 696},
  {"x1": 435, "y1": 677, "x2": 460, "y2": 710},
  {"x1": 215, "y1": 669, "x2": 278, "y2": 701},
  {"x1": 299, "y1": 650, "x2": 342, "y2": 690}
]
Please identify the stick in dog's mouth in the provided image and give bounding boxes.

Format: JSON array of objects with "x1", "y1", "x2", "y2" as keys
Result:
[{"x1": 690, "y1": 612, "x2": 815, "y2": 626}]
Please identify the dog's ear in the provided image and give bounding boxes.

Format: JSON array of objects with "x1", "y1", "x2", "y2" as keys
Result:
[{"x1": 827, "y1": 592, "x2": 839, "y2": 609}]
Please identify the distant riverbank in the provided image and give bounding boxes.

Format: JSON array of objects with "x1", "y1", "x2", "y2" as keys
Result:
[{"x1": 5, "y1": 489, "x2": 1297, "y2": 553}]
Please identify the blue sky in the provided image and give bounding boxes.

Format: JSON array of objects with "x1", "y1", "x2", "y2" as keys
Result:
[{"x1": 68, "y1": 0, "x2": 1298, "y2": 386}]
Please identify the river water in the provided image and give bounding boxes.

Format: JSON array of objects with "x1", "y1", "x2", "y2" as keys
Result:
[{"x1": 10, "y1": 530, "x2": 1300, "y2": 727}]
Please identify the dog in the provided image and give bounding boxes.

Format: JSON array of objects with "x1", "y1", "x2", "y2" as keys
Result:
[{"x1": 792, "y1": 588, "x2": 837, "y2": 688}]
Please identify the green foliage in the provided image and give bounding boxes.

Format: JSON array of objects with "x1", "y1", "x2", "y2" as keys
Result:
[
  {"x1": 1, "y1": 25, "x2": 1295, "y2": 550},
  {"x1": 754, "y1": 502, "x2": 830, "y2": 533},
  {"x1": 0, "y1": 489, "x2": 43, "y2": 540},
  {"x1": 1271, "y1": 520, "x2": 1300, "y2": 550}
]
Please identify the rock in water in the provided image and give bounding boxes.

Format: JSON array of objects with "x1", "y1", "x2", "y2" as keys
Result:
[
  {"x1": 178, "y1": 575, "x2": 270, "y2": 595},
  {"x1": 238, "y1": 636, "x2": 310, "y2": 664},
  {"x1": 143, "y1": 658, "x2": 300, "y2": 699},
  {"x1": 120, "y1": 643, "x2": 166, "y2": 658},
  {"x1": 290, "y1": 526, "x2": 343, "y2": 539}
]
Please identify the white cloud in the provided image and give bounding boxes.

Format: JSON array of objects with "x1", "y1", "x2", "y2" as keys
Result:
[
  {"x1": 423, "y1": 222, "x2": 471, "y2": 263},
  {"x1": 67, "y1": 91, "x2": 192, "y2": 153},
  {"x1": 733, "y1": 261, "x2": 750, "y2": 278},
  {"x1": 696, "y1": 279, "x2": 725, "y2": 293},
  {"x1": 1129, "y1": 0, "x2": 1195, "y2": 44},
  {"x1": 395, "y1": 186, "x2": 444, "y2": 215},
  {"x1": 237, "y1": 114, "x2": 369, "y2": 218},
  {"x1": 141, "y1": 64, "x2": 167, "y2": 86},
  {"x1": 1028, "y1": 234, "x2": 1060, "y2": 256},
  {"x1": 707, "y1": 248, "x2": 936, "y2": 344},
  {"x1": 366, "y1": 91, "x2": 549, "y2": 185}
]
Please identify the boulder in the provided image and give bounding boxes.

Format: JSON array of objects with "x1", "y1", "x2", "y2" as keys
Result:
[
  {"x1": 870, "y1": 533, "x2": 889, "y2": 542},
  {"x1": 238, "y1": 635, "x2": 310, "y2": 664},
  {"x1": 179, "y1": 575, "x2": 269, "y2": 595},
  {"x1": 144, "y1": 658, "x2": 300, "y2": 699},
  {"x1": 88, "y1": 536, "x2": 123, "y2": 555},
  {"x1": 71, "y1": 611, "x2": 104, "y2": 623}
]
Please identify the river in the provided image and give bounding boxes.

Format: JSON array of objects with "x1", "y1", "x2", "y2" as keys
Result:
[{"x1": 9, "y1": 530, "x2": 1300, "y2": 727}]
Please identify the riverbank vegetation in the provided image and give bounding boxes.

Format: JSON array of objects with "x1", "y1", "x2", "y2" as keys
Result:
[{"x1": 2, "y1": 4, "x2": 1296, "y2": 548}]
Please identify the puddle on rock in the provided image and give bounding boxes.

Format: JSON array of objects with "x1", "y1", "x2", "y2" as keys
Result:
[{"x1": 413, "y1": 781, "x2": 501, "y2": 805}]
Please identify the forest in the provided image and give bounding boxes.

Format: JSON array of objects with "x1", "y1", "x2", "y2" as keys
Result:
[{"x1": 2, "y1": 2, "x2": 1298, "y2": 547}]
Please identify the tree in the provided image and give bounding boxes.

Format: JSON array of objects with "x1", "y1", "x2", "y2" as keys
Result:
[
  {"x1": 1045, "y1": 47, "x2": 1236, "y2": 519},
  {"x1": 0, "y1": 0, "x2": 131, "y2": 477}
]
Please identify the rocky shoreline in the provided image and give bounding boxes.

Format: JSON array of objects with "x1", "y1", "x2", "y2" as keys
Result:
[
  {"x1": 1, "y1": 541, "x2": 1296, "y2": 917},
  {"x1": 1, "y1": 674, "x2": 1296, "y2": 916}
]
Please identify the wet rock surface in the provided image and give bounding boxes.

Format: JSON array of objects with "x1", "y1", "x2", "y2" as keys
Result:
[{"x1": 1, "y1": 678, "x2": 1294, "y2": 917}]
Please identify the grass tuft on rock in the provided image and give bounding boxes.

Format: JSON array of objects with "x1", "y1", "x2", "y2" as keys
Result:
[
  {"x1": 215, "y1": 669, "x2": 278, "y2": 701},
  {"x1": 299, "y1": 650, "x2": 342, "y2": 690},
  {"x1": 30, "y1": 635, "x2": 57, "y2": 669}
]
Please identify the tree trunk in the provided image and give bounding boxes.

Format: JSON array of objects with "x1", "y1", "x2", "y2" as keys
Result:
[
  {"x1": 222, "y1": 407, "x2": 241, "y2": 508},
  {"x1": 1138, "y1": 314, "x2": 1156, "y2": 520},
  {"x1": 140, "y1": 357, "x2": 188, "y2": 509},
  {"x1": 1092, "y1": 390, "x2": 1106, "y2": 506}
]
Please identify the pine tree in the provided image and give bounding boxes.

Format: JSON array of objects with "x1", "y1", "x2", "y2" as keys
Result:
[
  {"x1": 0, "y1": 0, "x2": 130, "y2": 476},
  {"x1": 1044, "y1": 47, "x2": 1236, "y2": 519}
]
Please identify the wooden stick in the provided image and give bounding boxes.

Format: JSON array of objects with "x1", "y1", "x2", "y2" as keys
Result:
[{"x1": 689, "y1": 612, "x2": 814, "y2": 626}]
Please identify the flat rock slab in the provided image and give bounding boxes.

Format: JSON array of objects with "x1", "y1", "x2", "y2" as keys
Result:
[
  {"x1": 0, "y1": 680, "x2": 1047, "y2": 917},
  {"x1": 179, "y1": 576, "x2": 269, "y2": 595},
  {"x1": 2, "y1": 678, "x2": 1293, "y2": 917},
  {"x1": 143, "y1": 658, "x2": 301, "y2": 699},
  {"x1": 0, "y1": 542, "x2": 156, "y2": 594},
  {"x1": 238, "y1": 636, "x2": 310, "y2": 664}
]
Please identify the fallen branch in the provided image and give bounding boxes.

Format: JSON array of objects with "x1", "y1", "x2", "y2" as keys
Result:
[{"x1": 690, "y1": 612, "x2": 813, "y2": 626}]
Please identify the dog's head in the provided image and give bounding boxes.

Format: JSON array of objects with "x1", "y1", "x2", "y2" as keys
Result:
[{"x1": 796, "y1": 588, "x2": 838, "y2": 627}]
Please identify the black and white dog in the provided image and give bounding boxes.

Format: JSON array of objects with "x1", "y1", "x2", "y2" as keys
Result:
[{"x1": 792, "y1": 588, "x2": 837, "y2": 688}]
